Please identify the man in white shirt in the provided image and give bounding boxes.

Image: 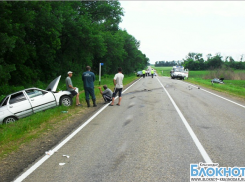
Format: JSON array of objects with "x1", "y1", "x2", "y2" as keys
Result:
[{"x1": 110, "y1": 67, "x2": 124, "y2": 106}]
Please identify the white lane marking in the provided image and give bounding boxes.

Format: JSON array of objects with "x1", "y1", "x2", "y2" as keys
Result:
[
  {"x1": 174, "y1": 78, "x2": 245, "y2": 109},
  {"x1": 156, "y1": 77, "x2": 213, "y2": 163},
  {"x1": 14, "y1": 77, "x2": 142, "y2": 182}
]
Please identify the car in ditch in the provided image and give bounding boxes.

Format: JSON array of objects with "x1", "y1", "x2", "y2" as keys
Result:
[
  {"x1": 211, "y1": 78, "x2": 224, "y2": 84},
  {"x1": 0, "y1": 76, "x2": 76, "y2": 124}
]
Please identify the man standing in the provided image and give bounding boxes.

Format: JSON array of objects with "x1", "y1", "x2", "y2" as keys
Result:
[
  {"x1": 151, "y1": 69, "x2": 155, "y2": 78},
  {"x1": 142, "y1": 69, "x2": 146, "y2": 78},
  {"x1": 65, "y1": 71, "x2": 81, "y2": 106},
  {"x1": 82, "y1": 66, "x2": 97, "y2": 107},
  {"x1": 110, "y1": 67, "x2": 124, "y2": 106},
  {"x1": 98, "y1": 85, "x2": 113, "y2": 103}
]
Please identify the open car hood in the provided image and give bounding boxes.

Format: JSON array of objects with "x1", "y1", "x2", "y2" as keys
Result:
[{"x1": 46, "y1": 75, "x2": 61, "y2": 92}]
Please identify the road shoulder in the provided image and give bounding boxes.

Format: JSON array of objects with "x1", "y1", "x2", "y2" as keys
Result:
[{"x1": 0, "y1": 78, "x2": 140, "y2": 182}]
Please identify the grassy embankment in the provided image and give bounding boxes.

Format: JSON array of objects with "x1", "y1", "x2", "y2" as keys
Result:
[
  {"x1": 0, "y1": 73, "x2": 138, "y2": 159},
  {"x1": 153, "y1": 66, "x2": 245, "y2": 100}
]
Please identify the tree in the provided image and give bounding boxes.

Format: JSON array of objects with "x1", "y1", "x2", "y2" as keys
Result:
[{"x1": 0, "y1": 1, "x2": 149, "y2": 95}]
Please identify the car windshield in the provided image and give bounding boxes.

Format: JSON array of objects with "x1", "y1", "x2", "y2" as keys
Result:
[
  {"x1": 0, "y1": 96, "x2": 8, "y2": 106},
  {"x1": 174, "y1": 68, "x2": 184, "y2": 72}
]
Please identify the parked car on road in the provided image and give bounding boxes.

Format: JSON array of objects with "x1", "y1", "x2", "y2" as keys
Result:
[
  {"x1": 137, "y1": 71, "x2": 143, "y2": 77},
  {"x1": 211, "y1": 78, "x2": 224, "y2": 84},
  {"x1": 0, "y1": 76, "x2": 75, "y2": 124}
]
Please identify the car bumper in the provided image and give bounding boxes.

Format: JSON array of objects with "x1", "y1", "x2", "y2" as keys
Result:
[{"x1": 173, "y1": 75, "x2": 184, "y2": 78}]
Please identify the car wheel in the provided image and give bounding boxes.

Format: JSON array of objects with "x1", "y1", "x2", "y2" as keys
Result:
[
  {"x1": 60, "y1": 96, "x2": 73, "y2": 106},
  {"x1": 4, "y1": 116, "x2": 17, "y2": 124}
]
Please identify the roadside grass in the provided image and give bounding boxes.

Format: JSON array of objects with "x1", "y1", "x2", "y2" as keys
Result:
[
  {"x1": 187, "y1": 78, "x2": 245, "y2": 100},
  {"x1": 153, "y1": 67, "x2": 245, "y2": 100},
  {"x1": 0, "y1": 73, "x2": 138, "y2": 159},
  {"x1": 152, "y1": 66, "x2": 172, "y2": 76}
]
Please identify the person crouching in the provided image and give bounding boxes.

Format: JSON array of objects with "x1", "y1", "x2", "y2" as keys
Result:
[{"x1": 99, "y1": 85, "x2": 113, "y2": 103}]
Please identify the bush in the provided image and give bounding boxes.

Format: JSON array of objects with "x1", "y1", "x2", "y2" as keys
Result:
[{"x1": 203, "y1": 67, "x2": 245, "y2": 80}]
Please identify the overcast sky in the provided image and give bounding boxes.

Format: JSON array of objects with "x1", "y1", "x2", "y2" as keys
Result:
[{"x1": 119, "y1": 1, "x2": 245, "y2": 64}]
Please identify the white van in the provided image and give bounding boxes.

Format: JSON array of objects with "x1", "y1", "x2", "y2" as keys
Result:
[{"x1": 170, "y1": 66, "x2": 189, "y2": 80}]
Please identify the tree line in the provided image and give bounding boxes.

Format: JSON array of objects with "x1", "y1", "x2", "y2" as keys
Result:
[
  {"x1": 0, "y1": 1, "x2": 149, "y2": 94},
  {"x1": 182, "y1": 52, "x2": 245, "y2": 70},
  {"x1": 155, "y1": 60, "x2": 182, "y2": 67},
  {"x1": 155, "y1": 52, "x2": 245, "y2": 70}
]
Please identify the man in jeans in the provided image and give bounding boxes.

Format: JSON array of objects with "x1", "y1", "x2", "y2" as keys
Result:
[
  {"x1": 98, "y1": 85, "x2": 113, "y2": 103},
  {"x1": 82, "y1": 66, "x2": 97, "y2": 107},
  {"x1": 110, "y1": 67, "x2": 124, "y2": 106},
  {"x1": 65, "y1": 71, "x2": 81, "y2": 106}
]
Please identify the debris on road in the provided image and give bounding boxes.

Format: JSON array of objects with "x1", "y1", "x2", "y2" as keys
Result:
[
  {"x1": 45, "y1": 150, "x2": 58, "y2": 156},
  {"x1": 45, "y1": 150, "x2": 54, "y2": 156}
]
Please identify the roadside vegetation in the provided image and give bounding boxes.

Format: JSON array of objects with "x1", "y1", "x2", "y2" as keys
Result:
[
  {"x1": 155, "y1": 52, "x2": 245, "y2": 70},
  {"x1": 0, "y1": 74, "x2": 138, "y2": 159},
  {"x1": 154, "y1": 51, "x2": 245, "y2": 99},
  {"x1": 153, "y1": 66, "x2": 245, "y2": 100},
  {"x1": 187, "y1": 69, "x2": 245, "y2": 99},
  {"x1": 152, "y1": 66, "x2": 172, "y2": 77},
  {"x1": 0, "y1": 1, "x2": 149, "y2": 98}
]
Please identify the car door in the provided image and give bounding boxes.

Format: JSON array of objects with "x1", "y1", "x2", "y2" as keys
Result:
[
  {"x1": 25, "y1": 89, "x2": 56, "y2": 113},
  {"x1": 8, "y1": 92, "x2": 33, "y2": 118}
]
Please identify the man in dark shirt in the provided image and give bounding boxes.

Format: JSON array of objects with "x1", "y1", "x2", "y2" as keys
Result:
[
  {"x1": 82, "y1": 66, "x2": 96, "y2": 107},
  {"x1": 98, "y1": 85, "x2": 113, "y2": 103}
]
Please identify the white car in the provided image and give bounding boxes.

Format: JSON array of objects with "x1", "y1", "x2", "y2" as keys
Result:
[
  {"x1": 170, "y1": 66, "x2": 188, "y2": 80},
  {"x1": 0, "y1": 76, "x2": 75, "y2": 124}
]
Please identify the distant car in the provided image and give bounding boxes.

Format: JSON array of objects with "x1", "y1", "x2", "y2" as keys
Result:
[
  {"x1": 137, "y1": 71, "x2": 143, "y2": 77},
  {"x1": 211, "y1": 78, "x2": 224, "y2": 84},
  {"x1": 0, "y1": 76, "x2": 75, "y2": 124}
]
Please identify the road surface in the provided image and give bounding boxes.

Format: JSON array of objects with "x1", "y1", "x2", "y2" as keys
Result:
[{"x1": 15, "y1": 72, "x2": 245, "y2": 182}]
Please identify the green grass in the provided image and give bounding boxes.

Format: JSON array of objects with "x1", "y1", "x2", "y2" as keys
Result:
[
  {"x1": 187, "y1": 77, "x2": 245, "y2": 99},
  {"x1": 188, "y1": 70, "x2": 209, "y2": 78},
  {"x1": 0, "y1": 73, "x2": 138, "y2": 159},
  {"x1": 152, "y1": 66, "x2": 172, "y2": 76},
  {"x1": 153, "y1": 67, "x2": 245, "y2": 100}
]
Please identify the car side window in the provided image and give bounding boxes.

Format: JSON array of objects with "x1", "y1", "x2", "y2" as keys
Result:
[
  {"x1": 9, "y1": 92, "x2": 27, "y2": 104},
  {"x1": 25, "y1": 89, "x2": 44, "y2": 98}
]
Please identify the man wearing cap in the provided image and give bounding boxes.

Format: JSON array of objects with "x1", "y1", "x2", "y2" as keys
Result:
[
  {"x1": 82, "y1": 66, "x2": 97, "y2": 107},
  {"x1": 65, "y1": 71, "x2": 81, "y2": 106},
  {"x1": 98, "y1": 85, "x2": 113, "y2": 103}
]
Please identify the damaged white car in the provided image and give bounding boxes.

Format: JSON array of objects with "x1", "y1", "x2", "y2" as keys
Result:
[{"x1": 0, "y1": 76, "x2": 75, "y2": 124}]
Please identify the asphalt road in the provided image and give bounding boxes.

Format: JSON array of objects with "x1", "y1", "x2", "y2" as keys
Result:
[{"x1": 16, "y1": 71, "x2": 245, "y2": 182}]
